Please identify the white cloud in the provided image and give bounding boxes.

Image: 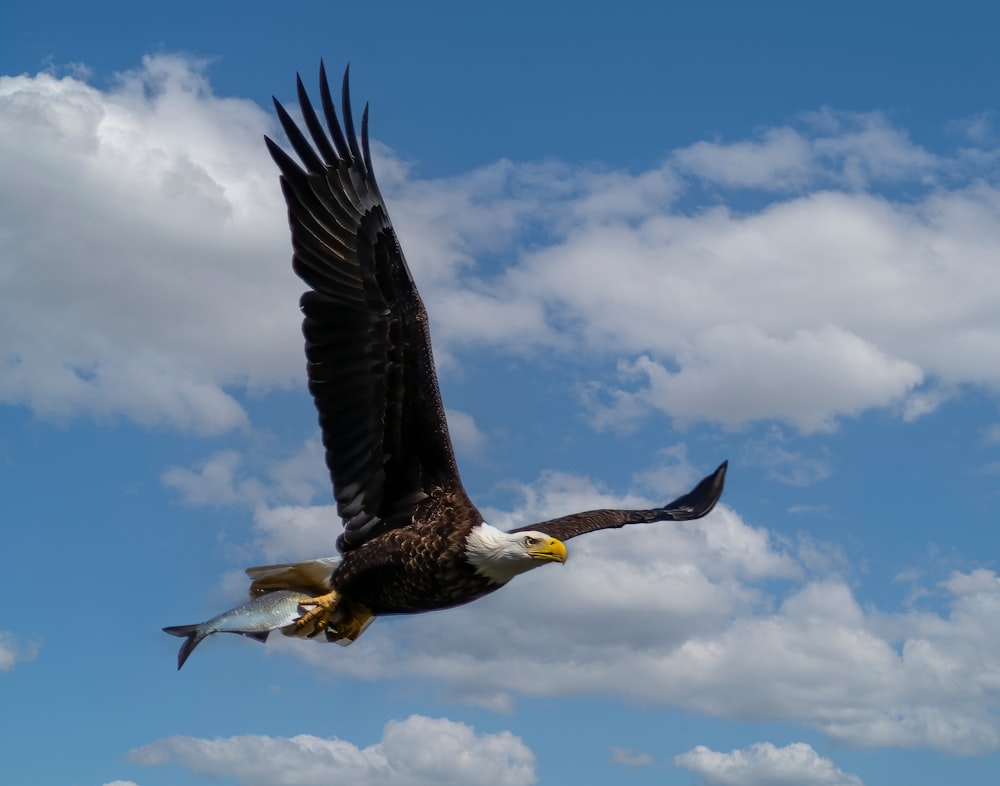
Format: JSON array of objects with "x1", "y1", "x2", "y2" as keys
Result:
[
  {"x1": 0, "y1": 631, "x2": 41, "y2": 671},
  {"x1": 6, "y1": 56, "x2": 1000, "y2": 437},
  {"x1": 592, "y1": 326, "x2": 921, "y2": 434},
  {"x1": 163, "y1": 450, "x2": 254, "y2": 507},
  {"x1": 675, "y1": 741, "x2": 863, "y2": 786},
  {"x1": 165, "y1": 438, "x2": 1000, "y2": 756},
  {"x1": 445, "y1": 408, "x2": 487, "y2": 456},
  {"x1": 940, "y1": 567, "x2": 1000, "y2": 595},
  {"x1": 265, "y1": 438, "x2": 331, "y2": 505},
  {"x1": 673, "y1": 126, "x2": 815, "y2": 190},
  {"x1": 503, "y1": 183, "x2": 1000, "y2": 434},
  {"x1": 262, "y1": 486, "x2": 1000, "y2": 755},
  {"x1": 163, "y1": 439, "x2": 330, "y2": 510},
  {"x1": 948, "y1": 111, "x2": 997, "y2": 145},
  {"x1": 127, "y1": 715, "x2": 537, "y2": 786},
  {"x1": 744, "y1": 428, "x2": 832, "y2": 487},
  {"x1": 251, "y1": 503, "x2": 339, "y2": 562},
  {"x1": 271, "y1": 482, "x2": 806, "y2": 708},
  {"x1": 630, "y1": 443, "x2": 702, "y2": 497},
  {"x1": 900, "y1": 385, "x2": 953, "y2": 422},
  {"x1": 673, "y1": 109, "x2": 936, "y2": 192},
  {"x1": 0, "y1": 56, "x2": 297, "y2": 434},
  {"x1": 806, "y1": 109, "x2": 938, "y2": 187},
  {"x1": 103, "y1": 781, "x2": 140, "y2": 786},
  {"x1": 610, "y1": 746, "x2": 654, "y2": 768}
]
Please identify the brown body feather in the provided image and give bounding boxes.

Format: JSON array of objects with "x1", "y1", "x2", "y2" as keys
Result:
[{"x1": 330, "y1": 489, "x2": 497, "y2": 614}]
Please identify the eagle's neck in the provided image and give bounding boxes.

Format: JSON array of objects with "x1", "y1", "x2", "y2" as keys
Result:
[{"x1": 464, "y1": 523, "x2": 539, "y2": 585}]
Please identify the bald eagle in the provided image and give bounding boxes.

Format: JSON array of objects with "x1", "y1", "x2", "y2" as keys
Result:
[{"x1": 168, "y1": 64, "x2": 727, "y2": 658}]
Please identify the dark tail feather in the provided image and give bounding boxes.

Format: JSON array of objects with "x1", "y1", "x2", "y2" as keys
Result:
[
  {"x1": 656, "y1": 460, "x2": 728, "y2": 521},
  {"x1": 162, "y1": 624, "x2": 206, "y2": 671}
]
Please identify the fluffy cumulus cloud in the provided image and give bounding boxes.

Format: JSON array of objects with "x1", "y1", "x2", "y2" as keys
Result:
[
  {"x1": 5, "y1": 55, "x2": 1000, "y2": 437},
  {"x1": 182, "y1": 465, "x2": 994, "y2": 755},
  {"x1": 586, "y1": 327, "x2": 922, "y2": 434},
  {"x1": 0, "y1": 56, "x2": 297, "y2": 434},
  {"x1": 163, "y1": 437, "x2": 1000, "y2": 754},
  {"x1": 0, "y1": 631, "x2": 41, "y2": 671},
  {"x1": 128, "y1": 715, "x2": 536, "y2": 786},
  {"x1": 674, "y1": 741, "x2": 863, "y2": 786},
  {"x1": 390, "y1": 110, "x2": 1000, "y2": 433}
]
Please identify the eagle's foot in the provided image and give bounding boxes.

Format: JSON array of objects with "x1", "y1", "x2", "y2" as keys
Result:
[
  {"x1": 295, "y1": 591, "x2": 340, "y2": 638},
  {"x1": 329, "y1": 602, "x2": 375, "y2": 645}
]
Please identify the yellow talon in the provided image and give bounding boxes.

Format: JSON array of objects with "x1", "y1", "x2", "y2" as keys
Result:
[
  {"x1": 332, "y1": 603, "x2": 374, "y2": 644},
  {"x1": 288, "y1": 591, "x2": 375, "y2": 643},
  {"x1": 295, "y1": 591, "x2": 340, "y2": 637}
]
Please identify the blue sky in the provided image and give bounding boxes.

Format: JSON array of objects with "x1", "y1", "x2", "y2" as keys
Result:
[{"x1": 3, "y1": 2, "x2": 1000, "y2": 784}]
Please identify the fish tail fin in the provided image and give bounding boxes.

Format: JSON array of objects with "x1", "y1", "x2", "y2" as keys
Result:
[
  {"x1": 162, "y1": 624, "x2": 206, "y2": 671},
  {"x1": 246, "y1": 556, "x2": 341, "y2": 595}
]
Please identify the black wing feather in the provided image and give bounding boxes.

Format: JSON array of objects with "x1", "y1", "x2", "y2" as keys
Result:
[
  {"x1": 267, "y1": 65, "x2": 462, "y2": 551},
  {"x1": 510, "y1": 462, "x2": 728, "y2": 542},
  {"x1": 318, "y1": 61, "x2": 352, "y2": 161},
  {"x1": 295, "y1": 73, "x2": 339, "y2": 165},
  {"x1": 339, "y1": 66, "x2": 365, "y2": 165}
]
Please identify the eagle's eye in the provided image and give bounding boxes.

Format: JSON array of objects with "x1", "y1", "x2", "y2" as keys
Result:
[{"x1": 523, "y1": 535, "x2": 539, "y2": 547}]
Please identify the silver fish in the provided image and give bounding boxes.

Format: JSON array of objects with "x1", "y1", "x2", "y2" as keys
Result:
[{"x1": 163, "y1": 590, "x2": 312, "y2": 670}]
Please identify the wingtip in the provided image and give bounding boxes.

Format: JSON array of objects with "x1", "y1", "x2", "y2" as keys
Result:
[
  {"x1": 340, "y1": 64, "x2": 363, "y2": 162},
  {"x1": 659, "y1": 460, "x2": 728, "y2": 521},
  {"x1": 702, "y1": 460, "x2": 728, "y2": 508}
]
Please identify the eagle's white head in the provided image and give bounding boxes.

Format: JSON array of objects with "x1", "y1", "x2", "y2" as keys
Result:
[{"x1": 465, "y1": 523, "x2": 567, "y2": 584}]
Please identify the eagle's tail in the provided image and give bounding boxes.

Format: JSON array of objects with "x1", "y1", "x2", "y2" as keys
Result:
[{"x1": 245, "y1": 556, "x2": 341, "y2": 595}]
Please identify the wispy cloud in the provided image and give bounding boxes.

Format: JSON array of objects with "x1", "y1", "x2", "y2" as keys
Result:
[
  {"x1": 610, "y1": 746, "x2": 654, "y2": 768},
  {"x1": 743, "y1": 428, "x2": 832, "y2": 487},
  {"x1": 0, "y1": 631, "x2": 41, "y2": 672},
  {"x1": 984, "y1": 423, "x2": 1000, "y2": 444},
  {"x1": 446, "y1": 408, "x2": 488, "y2": 456}
]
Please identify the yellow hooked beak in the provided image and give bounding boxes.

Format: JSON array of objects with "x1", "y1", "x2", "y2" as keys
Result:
[{"x1": 530, "y1": 536, "x2": 567, "y2": 563}]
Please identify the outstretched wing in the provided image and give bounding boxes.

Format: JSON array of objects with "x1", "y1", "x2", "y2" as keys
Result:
[
  {"x1": 265, "y1": 63, "x2": 462, "y2": 551},
  {"x1": 510, "y1": 461, "x2": 727, "y2": 541}
]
